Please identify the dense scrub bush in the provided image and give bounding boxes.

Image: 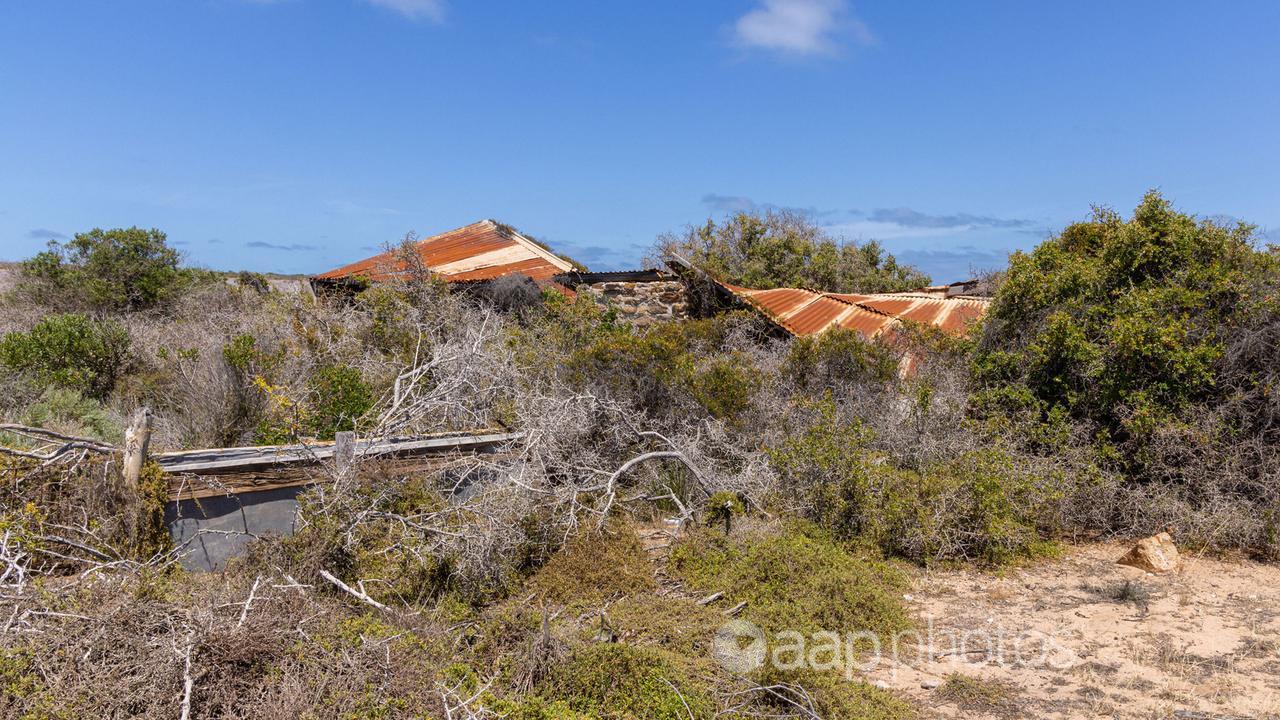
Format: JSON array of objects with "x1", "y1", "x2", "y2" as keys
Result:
[
  {"x1": 0, "y1": 313, "x2": 131, "y2": 399},
  {"x1": 655, "y1": 209, "x2": 930, "y2": 292},
  {"x1": 307, "y1": 364, "x2": 374, "y2": 439},
  {"x1": 975, "y1": 191, "x2": 1280, "y2": 553},
  {"x1": 525, "y1": 524, "x2": 656, "y2": 609},
  {"x1": 783, "y1": 326, "x2": 899, "y2": 390},
  {"x1": 976, "y1": 191, "x2": 1275, "y2": 457},
  {"x1": 767, "y1": 402, "x2": 1067, "y2": 564},
  {"x1": 564, "y1": 312, "x2": 768, "y2": 424},
  {"x1": 16, "y1": 226, "x2": 199, "y2": 311},
  {"x1": 0, "y1": 455, "x2": 170, "y2": 566}
]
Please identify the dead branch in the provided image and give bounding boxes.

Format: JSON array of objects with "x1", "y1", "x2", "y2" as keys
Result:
[
  {"x1": 236, "y1": 575, "x2": 264, "y2": 628},
  {"x1": 0, "y1": 424, "x2": 119, "y2": 462},
  {"x1": 318, "y1": 569, "x2": 390, "y2": 612},
  {"x1": 179, "y1": 630, "x2": 195, "y2": 720}
]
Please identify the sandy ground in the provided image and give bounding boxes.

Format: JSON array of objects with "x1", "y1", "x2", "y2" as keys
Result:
[{"x1": 866, "y1": 543, "x2": 1280, "y2": 719}]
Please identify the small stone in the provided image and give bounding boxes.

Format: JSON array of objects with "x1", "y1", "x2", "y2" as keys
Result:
[
  {"x1": 1117, "y1": 531, "x2": 1181, "y2": 574},
  {"x1": 921, "y1": 678, "x2": 941, "y2": 690}
]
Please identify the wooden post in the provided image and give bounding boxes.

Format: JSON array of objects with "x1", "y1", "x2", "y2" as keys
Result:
[
  {"x1": 334, "y1": 431, "x2": 355, "y2": 477},
  {"x1": 122, "y1": 407, "x2": 153, "y2": 491}
]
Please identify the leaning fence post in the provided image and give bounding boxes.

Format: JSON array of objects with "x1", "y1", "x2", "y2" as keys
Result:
[
  {"x1": 334, "y1": 431, "x2": 355, "y2": 478},
  {"x1": 122, "y1": 406, "x2": 153, "y2": 491}
]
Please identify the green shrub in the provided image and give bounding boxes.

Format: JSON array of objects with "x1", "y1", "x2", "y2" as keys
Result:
[
  {"x1": 975, "y1": 191, "x2": 1277, "y2": 465},
  {"x1": 308, "y1": 364, "x2": 373, "y2": 439},
  {"x1": 356, "y1": 285, "x2": 418, "y2": 356},
  {"x1": 0, "y1": 314, "x2": 131, "y2": 399},
  {"x1": 525, "y1": 524, "x2": 656, "y2": 609},
  {"x1": 566, "y1": 315, "x2": 762, "y2": 423},
  {"x1": 935, "y1": 672, "x2": 1018, "y2": 715},
  {"x1": 17, "y1": 226, "x2": 190, "y2": 311},
  {"x1": 784, "y1": 326, "x2": 898, "y2": 388},
  {"x1": 767, "y1": 401, "x2": 880, "y2": 537},
  {"x1": 234, "y1": 270, "x2": 270, "y2": 294},
  {"x1": 768, "y1": 405, "x2": 1059, "y2": 565},
  {"x1": 130, "y1": 462, "x2": 172, "y2": 559},
  {"x1": 657, "y1": 210, "x2": 929, "y2": 293},
  {"x1": 541, "y1": 643, "x2": 713, "y2": 720},
  {"x1": 750, "y1": 666, "x2": 914, "y2": 720},
  {"x1": 19, "y1": 387, "x2": 122, "y2": 443},
  {"x1": 668, "y1": 522, "x2": 910, "y2": 638},
  {"x1": 874, "y1": 450, "x2": 1061, "y2": 565}
]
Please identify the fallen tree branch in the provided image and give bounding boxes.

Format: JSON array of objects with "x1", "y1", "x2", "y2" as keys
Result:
[
  {"x1": 179, "y1": 630, "x2": 195, "y2": 720},
  {"x1": 319, "y1": 569, "x2": 390, "y2": 612},
  {"x1": 236, "y1": 576, "x2": 264, "y2": 628},
  {"x1": 0, "y1": 424, "x2": 118, "y2": 461}
]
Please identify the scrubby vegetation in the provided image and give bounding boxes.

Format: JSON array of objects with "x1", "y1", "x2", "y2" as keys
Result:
[
  {"x1": 15, "y1": 226, "x2": 203, "y2": 312},
  {"x1": 655, "y1": 209, "x2": 930, "y2": 293},
  {"x1": 0, "y1": 192, "x2": 1276, "y2": 717}
]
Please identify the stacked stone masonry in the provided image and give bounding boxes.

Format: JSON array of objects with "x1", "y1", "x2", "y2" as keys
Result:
[{"x1": 581, "y1": 279, "x2": 690, "y2": 326}]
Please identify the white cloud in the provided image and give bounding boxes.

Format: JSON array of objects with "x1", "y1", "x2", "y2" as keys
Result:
[
  {"x1": 732, "y1": 0, "x2": 873, "y2": 56},
  {"x1": 363, "y1": 0, "x2": 446, "y2": 23}
]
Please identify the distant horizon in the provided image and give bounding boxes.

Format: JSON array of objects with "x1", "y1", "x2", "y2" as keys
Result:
[{"x1": 3, "y1": 1, "x2": 1277, "y2": 283}]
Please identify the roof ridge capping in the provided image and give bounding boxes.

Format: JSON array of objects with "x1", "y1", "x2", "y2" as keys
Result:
[{"x1": 485, "y1": 219, "x2": 575, "y2": 273}]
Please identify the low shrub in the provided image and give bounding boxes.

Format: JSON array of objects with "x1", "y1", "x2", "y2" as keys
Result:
[
  {"x1": 668, "y1": 521, "x2": 910, "y2": 638},
  {"x1": 525, "y1": 524, "x2": 656, "y2": 610},
  {"x1": 750, "y1": 666, "x2": 914, "y2": 720},
  {"x1": 540, "y1": 643, "x2": 714, "y2": 720},
  {"x1": 0, "y1": 313, "x2": 131, "y2": 399},
  {"x1": 768, "y1": 402, "x2": 1063, "y2": 565},
  {"x1": 19, "y1": 386, "x2": 123, "y2": 443}
]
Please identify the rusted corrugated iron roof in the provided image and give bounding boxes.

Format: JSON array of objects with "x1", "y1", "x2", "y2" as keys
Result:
[
  {"x1": 720, "y1": 282, "x2": 990, "y2": 340},
  {"x1": 313, "y1": 220, "x2": 575, "y2": 285}
]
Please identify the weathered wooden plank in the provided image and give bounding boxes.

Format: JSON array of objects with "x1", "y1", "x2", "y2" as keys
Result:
[
  {"x1": 166, "y1": 454, "x2": 484, "y2": 501},
  {"x1": 155, "y1": 431, "x2": 521, "y2": 474}
]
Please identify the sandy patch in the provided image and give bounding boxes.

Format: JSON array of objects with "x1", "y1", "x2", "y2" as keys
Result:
[{"x1": 865, "y1": 543, "x2": 1280, "y2": 719}]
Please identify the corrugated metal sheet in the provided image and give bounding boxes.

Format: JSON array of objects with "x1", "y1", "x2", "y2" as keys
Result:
[
  {"x1": 722, "y1": 283, "x2": 990, "y2": 340},
  {"x1": 313, "y1": 220, "x2": 574, "y2": 285}
]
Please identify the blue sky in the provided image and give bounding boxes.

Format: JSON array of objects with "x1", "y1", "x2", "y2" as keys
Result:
[{"x1": 2, "y1": 1, "x2": 1278, "y2": 282}]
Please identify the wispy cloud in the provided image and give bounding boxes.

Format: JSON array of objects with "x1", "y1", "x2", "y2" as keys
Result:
[
  {"x1": 246, "y1": 240, "x2": 318, "y2": 252},
  {"x1": 891, "y1": 246, "x2": 1011, "y2": 281},
  {"x1": 27, "y1": 228, "x2": 67, "y2": 240},
  {"x1": 732, "y1": 0, "x2": 873, "y2": 57},
  {"x1": 363, "y1": 0, "x2": 446, "y2": 22},
  {"x1": 701, "y1": 194, "x2": 757, "y2": 214},
  {"x1": 701, "y1": 193, "x2": 836, "y2": 219},
  {"x1": 856, "y1": 207, "x2": 1035, "y2": 230},
  {"x1": 552, "y1": 239, "x2": 649, "y2": 271}
]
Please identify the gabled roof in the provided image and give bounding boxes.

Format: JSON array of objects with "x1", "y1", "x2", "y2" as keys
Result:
[{"x1": 313, "y1": 220, "x2": 575, "y2": 285}]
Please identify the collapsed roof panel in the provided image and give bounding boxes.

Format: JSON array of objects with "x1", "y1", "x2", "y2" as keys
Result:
[{"x1": 708, "y1": 278, "x2": 990, "y2": 340}]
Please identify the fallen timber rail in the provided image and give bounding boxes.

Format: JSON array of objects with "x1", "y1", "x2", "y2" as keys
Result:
[
  {"x1": 157, "y1": 430, "x2": 522, "y2": 501},
  {"x1": 154, "y1": 431, "x2": 522, "y2": 474}
]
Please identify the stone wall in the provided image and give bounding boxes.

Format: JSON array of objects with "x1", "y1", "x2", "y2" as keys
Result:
[{"x1": 580, "y1": 279, "x2": 690, "y2": 326}]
